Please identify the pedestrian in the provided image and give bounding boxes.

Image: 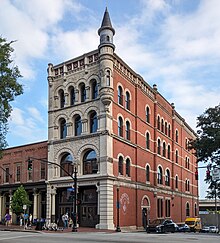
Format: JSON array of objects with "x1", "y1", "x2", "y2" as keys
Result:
[
  {"x1": 20, "y1": 214, "x2": 23, "y2": 226},
  {"x1": 62, "y1": 213, "x2": 68, "y2": 229},
  {"x1": 29, "y1": 213, "x2": 32, "y2": 226},
  {"x1": 4, "y1": 213, "x2": 11, "y2": 226},
  {"x1": 23, "y1": 213, "x2": 29, "y2": 229}
]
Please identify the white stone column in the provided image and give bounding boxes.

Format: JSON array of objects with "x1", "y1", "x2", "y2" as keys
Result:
[
  {"x1": 51, "y1": 187, "x2": 56, "y2": 223},
  {"x1": 9, "y1": 190, "x2": 13, "y2": 224},
  {"x1": 33, "y1": 189, "x2": 38, "y2": 221},
  {"x1": 0, "y1": 195, "x2": 3, "y2": 221}
]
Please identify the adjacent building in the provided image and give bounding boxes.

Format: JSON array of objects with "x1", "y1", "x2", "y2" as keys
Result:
[{"x1": 0, "y1": 8, "x2": 198, "y2": 230}]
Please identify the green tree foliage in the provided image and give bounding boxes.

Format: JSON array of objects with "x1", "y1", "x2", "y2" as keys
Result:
[
  {"x1": 190, "y1": 104, "x2": 220, "y2": 198},
  {"x1": 0, "y1": 37, "x2": 23, "y2": 157},
  {"x1": 10, "y1": 185, "x2": 31, "y2": 216}
]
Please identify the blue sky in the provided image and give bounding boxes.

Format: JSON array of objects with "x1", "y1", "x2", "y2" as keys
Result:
[{"x1": 1, "y1": 0, "x2": 219, "y2": 198}]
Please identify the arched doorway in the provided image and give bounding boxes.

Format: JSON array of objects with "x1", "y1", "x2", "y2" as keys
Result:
[{"x1": 141, "y1": 196, "x2": 150, "y2": 229}]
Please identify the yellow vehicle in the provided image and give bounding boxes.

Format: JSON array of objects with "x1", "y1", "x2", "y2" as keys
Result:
[{"x1": 185, "y1": 218, "x2": 202, "y2": 232}]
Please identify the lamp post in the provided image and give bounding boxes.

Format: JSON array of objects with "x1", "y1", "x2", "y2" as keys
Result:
[
  {"x1": 72, "y1": 164, "x2": 78, "y2": 232},
  {"x1": 116, "y1": 186, "x2": 121, "y2": 232}
]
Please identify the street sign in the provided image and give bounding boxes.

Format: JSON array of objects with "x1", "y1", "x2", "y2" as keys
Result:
[
  {"x1": 23, "y1": 205, "x2": 27, "y2": 210},
  {"x1": 212, "y1": 167, "x2": 220, "y2": 181}
]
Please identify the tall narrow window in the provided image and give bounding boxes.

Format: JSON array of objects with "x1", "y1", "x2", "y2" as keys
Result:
[
  {"x1": 157, "y1": 139, "x2": 161, "y2": 155},
  {"x1": 175, "y1": 175, "x2": 178, "y2": 189},
  {"x1": 70, "y1": 87, "x2": 75, "y2": 106},
  {"x1": 175, "y1": 130, "x2": 179, "y2": 143},
  {"x1": 157, "y1": 198, "x2": 163, "y2": 218},
  {"x1": 60, "y1": 118, "x2": 67, "y2": 139},
  {"x1": 91, "y1": 80, "x2": 98, "y2": 99},
  {"x1": 126, "y1": 158, "x2": 130, "y2": 177},
  {"x1": 106, "y1": 70, "x2": 110, "y2": 86},
  {"x1": 80, "y1": 83, "x2": 86, "y2": 102},
  {"x1": 168, "y1": 124, "x2": 171, "y2": 137},
  {"x1": 75, "y1": 115, "x2": 82, "y2": 136},
  {"x1": 16, "y1": 165, "x2": 21, "y2": 182},
  {"x1": 83, "y1": 150, "x2": 98, "y2": 174},
  {"x1": 165, "y1": 121, "x2": 167, "y2": 135},
  {"x1": 90, "y1": 111, "x2": 98, "y2": 133},
  {"x1": 157, "y1": 166, "x2": 163, "y2": 184},
  {"x1": 118, "y1": 156, "x2": 123, "y2": 175},
  {"x1": 165, "y1": 199, "x2": 171, "y2": 217},
  {"x1": 186, "y1": 202, "x2": 190, "y2": 217},
  {"x1": 125, "y1": 121, "x2": 130, "y2": 140},
  {"x1": 125, "y1": 91, "x2": 130, "y2": 110},
  {"x1": 118, "y1": 117, "x2": 123, "y2": 137},
  {"x1": 41, "y1": 162, "x2": 46, "y2": 180},
  {"x1": 161, "y1": 119, "x2": 164, "y2": 133},
  {"x1": 175, "y1": 150, "x2": 178, "y2": 163},
  {"x1": 59, "y1": 89, "x2": 65, "y2": 108},
  {"x1": 165, "y1": 169, "x2": 170, "y2": 186},
  {"x1": 5, "y1": 167, "x2": 10, "y2": 183},
  {"x1": 118, "y1": 86, "x2": 123, "y2": 105},
  {"x1": 167, "y1": 145, "x2": 171, "y2": 159},
  {"x1": 157, "y1": 116, "x2": 160, "y2": 130},
  {"x1": 146, "y1": 165, "x2": 150, "y2": 182},
  {"x1": 162, "y1": 142, "x2": 166, "y2": 157},
  {"x1": 194, "y1": 203, "x2": 198, "y2": 217},
  {"x1": 146, "y1": 107, "x2": 150, "y2": 123},
  {"x1": 146, "y1": 132, "x2": 150, "y2": 149}
]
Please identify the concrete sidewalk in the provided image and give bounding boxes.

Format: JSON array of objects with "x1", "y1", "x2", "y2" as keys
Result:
[{"x1": 0, "y1": 224, "x2": 116, "y2": 233}]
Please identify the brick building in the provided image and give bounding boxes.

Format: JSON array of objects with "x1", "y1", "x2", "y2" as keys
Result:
[
  {"x1": 0, "y1": 8, "x2": 198, "y2": 230},
  {"x1": 0, "y1": 141, "x2": 47, "y2": 223}
]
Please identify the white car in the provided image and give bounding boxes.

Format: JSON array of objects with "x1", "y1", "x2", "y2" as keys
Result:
[{"x1": 209, "y1": 226, "x2": 219, "y2": 233}]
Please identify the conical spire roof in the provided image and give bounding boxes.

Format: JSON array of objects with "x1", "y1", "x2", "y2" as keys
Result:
[{"x1": 98, "y1": 7, "x2": 115, "y2": 35}]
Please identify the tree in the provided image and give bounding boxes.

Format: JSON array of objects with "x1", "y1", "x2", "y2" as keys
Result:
[
  {"x1": 10, "y1": 185, "x2": 31, "y2": 216},
  {"x1": 190, "y1": 104, "x2": 220, "y2": 199},
  {"x1": 0, "y1": 37, "x2": 23, "y2": 158}
]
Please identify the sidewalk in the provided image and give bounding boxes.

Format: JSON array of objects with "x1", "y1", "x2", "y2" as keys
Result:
[{"x1": 0, "y1": 224, "x2": 116, "y2": 233}]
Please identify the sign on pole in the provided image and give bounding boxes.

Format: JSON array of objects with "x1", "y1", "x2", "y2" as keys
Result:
[{"x1": 212, "y1": 167, "x2": 220, "y2": 181}]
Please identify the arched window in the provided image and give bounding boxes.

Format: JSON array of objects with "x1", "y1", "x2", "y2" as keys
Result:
[
  {"x1": 157, "y1": 116, "x2": 160, "y2": 130},
  {"x1": 118, "y1": 117, "x2": 123, "y2": 137},
  {"x1": 165, "y1": 169, "x2": 170, "y2": 186},
  {"x1": 157, "y1": 139, "x2": 161, "y2": 155},
  {"x1": 118, "y1": 86, "x2": 123, "y2": 105},
  {"x1": 175, "y1": 150, "x2": 178, "y2": 163},
  {"x1": 161, "y1": 119, "x2": 164, "y2": 133},
  {"x1": 188, "y1": 180, "x2": 190, "y2": 191},
  {"x1": 146, "y1": 165, "x2": 150, "y2": 182},
  {"x1": 60, "y1": 153, "x2": 74, "y2": 177},
  {"x1": 175, "y1": 175, "x2": 178, "y2": 189},
  {"x1": 146, "y1": 107, "x2": 150, "y2": 123},
  {"x1": 60, "y1": 118, "x2": 67, "y2": 139},
  {"x1": 106, "y1": 70, "x2": 110, "y2": 86},
  {"x1": 162, "y1": 142, "x2": 166, "y2": 157},
  {"x1": 74, "y1": 115, "x2": 82, "y2": 136},
  {"x1": 70, "y1": 87, "x2": 75, "y2": 106},
  {"x1": 167, "y1": 145, "x2": 171, "y2": 159},
  {"x1": 194, "y1": 203, "x2": 198, "y2": 217},
  {"x1": 126, "y1": 158, "x2": 130, "y2": 177},
  {"x1": 118, "y1": 156, "x2": 123, "y2": 175},
  {"x1": 125, "y1": 91, "x2": 130, "y2": 110},
  {"x1": 175, "y1": 130, "x2": 179, "y2": 143},
  {"x1": 83, "y1": 149, "x2": 98, "y2": 174},
  {"x1": 59, "y1": 89, "x2": 65, "y2": 108},
  {"x1": 157, "y1": 166, "x2": 163, "y2": 184},
  {"x1": 186, "y1": 202, "x2": 190, "y2": 217},
  {"x1": 80, "y1": 83, "x2": 86, "y2": 102},
  {"x1": 125, "y1": 121, "x2": 130, "y2": 140},
  {"x1": 185, "y1": 157, "x2": 188, "y2": 168},
  {"x1": 91, "y1": 79, "x2": 98, "y2": 99},
  {"x1": 90, "y1": 111, "x2": 98, "y2": 133},
  {"x1": 146, "y1": 132, "x2": 150, "y2": 149},
  {"x1": 185, "y1": 179, "x2": 188, "y2": 191},
  {"x1": 187, "y1": 158, "x2": 190, "y2": 169},
  {"x1": 168, "y1": 124, "x2": 171, "y2": 137},
  {"x1": 165, "y1": 121, "x2": 167, "y2": 135}
]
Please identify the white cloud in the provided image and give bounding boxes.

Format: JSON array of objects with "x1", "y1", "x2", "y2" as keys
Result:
[{"x1": 27, "y1": 107, "x2": 44, "y2": 123}]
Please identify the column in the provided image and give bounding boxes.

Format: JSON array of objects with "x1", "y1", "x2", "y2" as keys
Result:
[
  {"x1": 33, "y1": 188, "x2": 38, "y2": 221},
  {"x1": 9, "y1": 190, "x2": 13, "y2": 224},
  {"x1": 0, "y1": 194, "x2": 3, "y2": 222},
  {"x1": 51, "y1": 187, "x2": 56, "y2": 223}
]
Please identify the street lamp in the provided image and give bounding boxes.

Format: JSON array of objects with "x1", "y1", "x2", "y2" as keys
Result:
[
  {"x1": 116, "y1": 186, "x2": 121, "y2": 232},
  {"x1": 72, "y1": 162, "x2": 78, "y2": 232}
]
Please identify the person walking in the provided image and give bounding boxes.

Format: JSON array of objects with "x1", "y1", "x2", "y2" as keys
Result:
[{"x1": 4, "y1": 213, "x2": 11, "y2": 226}]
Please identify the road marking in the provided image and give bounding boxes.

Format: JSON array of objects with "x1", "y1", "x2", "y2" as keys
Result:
[{"x1": 0, "y1": 234, "x2": 37, "y2": 241}]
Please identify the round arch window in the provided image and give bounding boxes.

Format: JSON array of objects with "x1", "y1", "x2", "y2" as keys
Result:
[{"x1": 83, "y1": 150, "x2": 98, "y2": 175}]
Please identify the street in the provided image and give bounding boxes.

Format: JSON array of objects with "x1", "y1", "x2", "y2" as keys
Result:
[{"x1": 0, "y1": 231, "x2": 219, "y2": 243}]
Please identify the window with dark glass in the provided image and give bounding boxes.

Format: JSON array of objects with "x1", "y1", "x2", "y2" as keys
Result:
[
  {"x1": 185, "y1": 180, "x2": 188, "y2": 191},
  {"x1": 118, "y1": 156, "x2": 123, "y2": 175},
  {"x1": 83, "y1": 150, "x2": 98, "y2": 175},
  {"x1": 41, "y1": 162, "x2": 46, "y2": 180},
  {"x1": 157, "y1": 116, "x2": 160, "y2": 130},
  {"x1": 157, "y1": 139, "x2": 161, "y2": 155},
  {"x1": 75, "y1": 115, "x2": 82, "y2": 136},
  {"x1": 175, "y1": 130, "x2": 178, "y2": 143},
  {"x1": 106, "y1": 70, "x2": 110, "y2": 86},
  {"x1": 175, "y1": 175, "x2": 178, "y2": 189},
  {"x1": 5, "y1": 167, "x2": 10, "y2": 183},
  {"x1": 118, "y1": 86, "x2": 123, "y2": 105},
  {"x1": 186, "y1": 202, "x2": 190, "y2": 217},
  {"x1": 125, "y1": 121, "x2": 130, "y2": 140},
  {"x1": 157, "y1": 198, "x2": 163, "y2": 218},
  {"x1": 146, "y1": 165, "x2": 150, "y2": 182},
  {"x1": 165, "y1": 121, "x2": 167, "y2": 135},
  {"x1": 167, "y1": 145, "x2": 171, "y2": 159},
  {"x1": 161, "y1": 119, "x2": 164, "y2": 133},
  {"x1": 165, "y1": 199, "x2": 171, "y2": 217},
  {"x1": 59, "y1": 89, "x2": 65, "y2": 108},
  {"x1": 60, "y1": 153, "x2": 74, "y2": 177},
  {"x1": 146, "y1": 107, "x2": 150, "y2": 123},
  {"x1": 168, "y1": 124, "x2": 171, "y2": 137},
  {"x1": 91, "y1": 80, "x2": 98, "y2": 99},
  {"x1": 194, "y1": 204, "x2": 197, "y2": 216},
  {"x1": 70, "y1": 87, "x2": 75, "y2": 106},
  {"x1": 146, "y1": 132, "x2": 150, "y2": 149},
  {"x1": 90, "y1": 111, "x2": 98, "y2": 133},
  {"x1": 80, "y1": 83, "x2": 86, "y2": 102},
  {"x1": 163, "y1": 142, "x2": 166, "y2": 157},
  {"x1": 118, "y1": 117, "x2": 123, "y2": 137},
  {"x1": 175, "y1": 150, "x2": 178, "y2": 163},
  {"x1": 126, "y1": 158, "x2": 130, "y2": 177},
  {"x1": 165, "y1": 169, "x2": 170, "y2": 186},
  {"x1": 157, "y1": 166, "x2": 163, "y2": 184},
  {"x1": 16, "y1": 165, "x2": 21, "y2": 182},
  {"x1": 60, "y1": 118, "x2": 67, "y2": 139},
  {"x1": 125, "y1": 91, "x2": 130, "y2": 110}
]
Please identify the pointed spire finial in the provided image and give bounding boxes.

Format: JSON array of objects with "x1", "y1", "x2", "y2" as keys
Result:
[{"x1": 98, "y1": 7, "x2": 115, "y2": 35}]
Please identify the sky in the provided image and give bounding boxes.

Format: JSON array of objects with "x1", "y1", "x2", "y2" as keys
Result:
[{"x1": 1, "y1": 0, "x2": 219, "y2": 199}]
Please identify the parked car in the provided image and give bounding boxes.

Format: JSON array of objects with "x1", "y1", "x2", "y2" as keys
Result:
[
  {"x1": 146, "y1": 219, "x2": 178, "y2": 233},
  {"x1": 177, "y1": 223, "x2": 190, "y2": 232},
  {"x1": 201, "y1": 226, "x2": 210, "y2": 233},
  {"x1": 209, "y1": 226, "x2": 219, "y2": 233},
  {"x1": 185, "y1": 218, "x2": 202, "y2": 232}
]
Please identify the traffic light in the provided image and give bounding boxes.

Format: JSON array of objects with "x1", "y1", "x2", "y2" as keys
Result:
[
  {"x1": 195, "y1": 169, "x2": 198, "y2": 180},
  {"x1": 27, "y1": 158, "x2": 33, "y2": 171}
]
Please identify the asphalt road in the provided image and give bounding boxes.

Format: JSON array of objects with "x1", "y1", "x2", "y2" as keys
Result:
[{"x1": 0, "y1": 231, "x2": 219, "y2": 243}]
